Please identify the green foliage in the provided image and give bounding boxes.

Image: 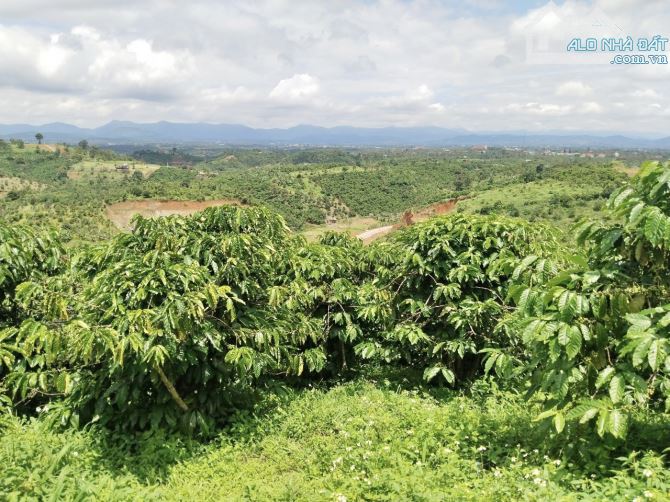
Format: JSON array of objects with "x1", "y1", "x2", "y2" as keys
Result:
[
  {"x1": 511, "y1": 161, "x2": 670, "y2": 439},
  {"x1": 358, "y1": 214, "x2": 558, "y2": 385},
  {"x1": 271, "y1": 231, "x2": 392, "y2": 375},
  {"x1": 4, "y1": 207, "x2": 298, "y2": 432},
  {"x1": 0, "y1": 225, "x2": 64, "y2": 325},
  {"x1": 1, "y1": 150, "x2": 670, "y2": 500}
]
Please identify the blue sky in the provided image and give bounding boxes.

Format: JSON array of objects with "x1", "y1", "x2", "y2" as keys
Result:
[{"x1": 0, "y1": 0, "x2": 667, "y2": 134}]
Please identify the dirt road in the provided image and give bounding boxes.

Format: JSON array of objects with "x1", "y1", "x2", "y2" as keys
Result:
[{"x1": 356, "y1": 225, "x2": 394, "y2": 242}]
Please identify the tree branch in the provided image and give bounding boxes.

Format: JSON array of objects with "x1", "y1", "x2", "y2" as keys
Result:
[{"x1": 154, "y1": 365, "x2": 189, "y2": 411}]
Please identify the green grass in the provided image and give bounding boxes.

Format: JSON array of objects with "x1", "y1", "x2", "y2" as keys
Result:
[
  {"x1": 2, "y1": 380, "x2": 668, "y2": 501},
  {"x1": 457, "y1": 179, "x2": 617, "y2": 229}
]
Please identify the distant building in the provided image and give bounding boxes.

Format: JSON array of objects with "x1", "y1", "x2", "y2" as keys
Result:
[{"x1": 115, "y1": 163, "x2": 129, "y2": 171}]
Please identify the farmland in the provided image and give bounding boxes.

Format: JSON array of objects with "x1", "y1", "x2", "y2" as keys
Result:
[
  {"x1": 67, "y1": 159, "x2": 161, "y2": 181},
  {"x1": 1, "y1": 143, "x2": 669, "y2": 500},
  {"x1": 0, "y1": 143, "x2": 629, "y2": 243}
]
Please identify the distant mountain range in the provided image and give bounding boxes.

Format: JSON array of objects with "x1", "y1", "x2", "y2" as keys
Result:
[{"x1": 1, "y1": 121, "x2": 669, "y2": 149}]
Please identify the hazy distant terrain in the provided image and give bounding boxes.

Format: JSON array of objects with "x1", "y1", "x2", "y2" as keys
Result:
[{"x1": 2, "y1": 121, "x2": 670, "y2": 148}]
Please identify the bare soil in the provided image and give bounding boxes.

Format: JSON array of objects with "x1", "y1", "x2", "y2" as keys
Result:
[{"x1": 355, "y1": 196, "x2": 466, "y2": 244}]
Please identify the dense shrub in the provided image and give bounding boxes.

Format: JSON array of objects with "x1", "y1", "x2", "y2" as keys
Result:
[
  {"x1": 356, "y1": 214, "x2": 559, "y2": 384},
  {"x1": 0, "y1": 163, "x2": 668, "y2": 448},
  {"x1": 511, "y1": 161, "x2": 670, "y2": 438}
]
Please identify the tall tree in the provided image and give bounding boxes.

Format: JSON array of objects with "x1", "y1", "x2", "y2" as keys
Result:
[{"x1": 35, "y1": 133, "x2": 43, "y2": 145}]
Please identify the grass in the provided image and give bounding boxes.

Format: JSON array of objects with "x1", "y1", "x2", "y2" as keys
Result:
[
  {"x1": 2, "y1": 379, "x2": 668, "y2": 501},
  {"x1": 457, "y1": 178, "x2": 616, "y2": 229}
]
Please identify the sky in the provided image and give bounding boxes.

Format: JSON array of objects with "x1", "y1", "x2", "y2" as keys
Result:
[{"x1": 0, "y1": 0, "x2": 668, "y2": 134}]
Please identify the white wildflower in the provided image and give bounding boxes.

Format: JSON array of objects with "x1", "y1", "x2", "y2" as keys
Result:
[{"x1": 643, "y1": 469, "x2": 653, "y2": 478}]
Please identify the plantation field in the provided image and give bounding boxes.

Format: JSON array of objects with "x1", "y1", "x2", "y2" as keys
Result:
[
  {"x1": 67, "y1": 160, "x2": 161, "y2": 180},
  {"x1": 0, "y1": 143, "x2": 632, "y2": 243},
  {"x1": 0, "y1": 176, "x2": 42, "y2": 198},
  {"x1": 1, "y1": 150, "x2": 670, "y2": 500},
  {"x1": 456, "y1": 179, "x2": 616, "y2": 228}
]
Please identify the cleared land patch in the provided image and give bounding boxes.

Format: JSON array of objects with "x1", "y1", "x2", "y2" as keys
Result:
[
  {"x1": 613, "y1": 160, "x2": 639, "y2": 177},
  {"x1": 301, "y1": 216, "x2": 381, "y2": 242},
  {"x1": 106, "y1": 199, "x2": 242, "y2": 230},
  {"x1": 356, "y1": 198, "x2": 464, "y2": 243},
  {"x1": 301, "y1": 198, "x2": 463, "y2": 244},
  {"x1": 67, "y1": 160, "x2": 161, "y2": 180},
  {"x1": 0, "y1": 176, "x2": 43, "y2": 197}
]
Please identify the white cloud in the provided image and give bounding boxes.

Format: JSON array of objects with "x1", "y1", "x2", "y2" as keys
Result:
[
  {"x1": 409, "y1": 85, "x2": 434, "y2": 101},
  {"x1": 631, "y1": 88, "x2": 660, "y2": 99},
  {"x1": 269, "y1": 74, "x2": 319, "y2": 101},
  {"x1": 0, "y1": 0, "x2": 666, "y2": 133},
  {"x1": 581, "y1": 102, "x2": 603, "y2": 114},
  {"x1": 556, "y1": 81, "x2": 593, "y2": 97}
]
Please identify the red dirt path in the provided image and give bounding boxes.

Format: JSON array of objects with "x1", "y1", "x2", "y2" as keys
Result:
[{"x1": 356, "y1": 196, "x2": 467, "y2": 244}]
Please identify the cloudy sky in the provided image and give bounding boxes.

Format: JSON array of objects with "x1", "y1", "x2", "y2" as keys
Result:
[{"x1": 0, "y1": 0, "x2": 668, "y2": 134}]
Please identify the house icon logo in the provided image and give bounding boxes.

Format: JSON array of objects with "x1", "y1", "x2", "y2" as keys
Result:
[{"x1": 518, "y1": 2, "x2": 625, "y2": 65}]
